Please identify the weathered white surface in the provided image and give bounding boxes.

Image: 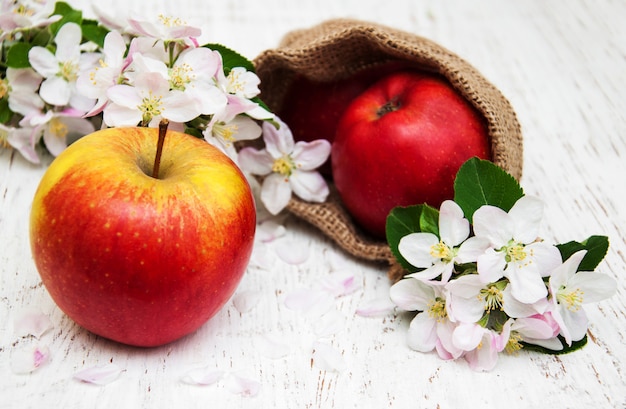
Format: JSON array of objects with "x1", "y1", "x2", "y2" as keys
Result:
[{"x1": 1, "y1": 0, "x2": 625, "y2": 408}]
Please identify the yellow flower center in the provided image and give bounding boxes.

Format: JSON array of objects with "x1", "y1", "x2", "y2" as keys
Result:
[
  {"x1": 430, "y1": 240, "x2": 454, "y2": 262},
  {"x1": 59, "y1": 60, "x2": 79, "y2": 82},
  {"x1": 505, "y1": 331, "x2": 524, "y2": 355},
  {"x1": 49, "y1": 118, "x2": 68, "y2": 140},
  {"x1": 14, "y1": 4, "x2": 35, "y2": 16},
  {"x1": 158, "y1": 14, "x2": 187, "y2": 28},
  {"x1": 226, "y1": 70, "x2": 245, "y2": 94},
  {"x1": 427, "y1": 297, "x2": 447, "y2": 322},
  {"x1": 272, "y1": 156, "x2": 296, "y2": 178},
  {"x1": 212, "y1": 122, "x2": 239, "y2": 146},
  {"x1": 480, "y1": 284, "x2": 504, "y2": 311},
  {"x1": 0, "y1": 129, "x2": 11, "y2": 149},
  {"x1": 169, "y1": 63, "x2": 194, "y2": 91},
  {"x1": 502, "y1": 240, "x2": 534, "y2": 268},
  {"x1": 557, "y1": 287, "x2": 584, "y2": 312},
  {"x1": 138, "y1": 91, "x2": 164, "y2": 125},
  {"x1": 0, "y1": 78, "x2": 8, "y2": 99}
]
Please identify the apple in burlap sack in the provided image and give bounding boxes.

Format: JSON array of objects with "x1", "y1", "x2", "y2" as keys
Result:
[{"x1": 332, "y1": 70, "x2": 490, "y2": 239}]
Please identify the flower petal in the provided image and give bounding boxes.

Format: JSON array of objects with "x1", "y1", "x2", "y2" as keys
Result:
[
  {"x1": 289, "y1": 170, "x2": 329, "y2": 203},
  {"x1": 14, "y1": 309, "x2": 52, "y2": 339},
  {"x1": 311, "y1": 341, "x2": 345, "y2": 372},
  {"x1": 225, "y1": 372, "x2": 261, "y2": 397},
  {"x1": 256, "y1": 219, "x2": 286, "y2": 243},
  {"x1": 292, "y1": 139, "x2": 331, "y2": 170},
  {"x1": 406, "y1": 313, "x2": 437, "y2": 352},
  {"x1": 258, "y1": 333, "x2": 291, "y2": 359},
  {"x1": 237, "y1": 147, "x2": 273, "y2": 175},
  {"x1": 181, "y1": 367, "x2": 224, "y2": 386},
  {"x1": 473, "y1": 205, "x2": 514, "y2": 247},
  {"x1": 11, "y1": 344, "x2": 50, "y2": 374},
  {"x1": 355, "y1": 297, "x2": 396, "y2": 317},
  {"x1": 438, "y1": 200, "x2": 469, "y2": 246},
  {"x1": 73, "y1": 363, "x2": 123, "y2": 385},
  {"x1": 398, "y1": 232, "x2": 439, "y2": 269},
  {"x1": 275, "y1": 241, "x2": 309, "y2": 265},
  {"x1": 260, "y1": 173, "x2": 292, "y2": 215},
  {"x1": 232, "y1": 290, "x2": 262, "y2": 313},
  {"x1": 389, "y1": 278, "x2": 433, "y2": 311},
  {"x1": 509, "y1": 196, "x2": 544, "y2": 244}
]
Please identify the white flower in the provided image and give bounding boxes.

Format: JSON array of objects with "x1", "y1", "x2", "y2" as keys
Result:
[
  {"x1": 473, "y1": 196, "x2": 562, "y2": 304},
  {"x1": 128, "y1": 13, "x2": 201, "y2": 42},
  {"x1": 452, "y1": 322, "x2": 508, "y2": 371},
  {"x1": 28, "y1": 23, "x2": 100, "y2": 112},
  {"x1": 76, "y1": 30, "x2": 130, "y2": 116},
  {"x1": 0, "y1": 123, "x2": 39, "y2": 163},
  {"x1": 0, "y1": 0, "x2": 61, "y2": 40},
  {"x1": 203, "y1": 104, "x2": 261, "y2": 160},
  {"x1": 28, "y1": 109, "x2": 95, "y2": 156},
  {"x1": 238, "y1": 119, "x2": 331, "y2": 215},
  {"x1": 5, "y1": 67, "x2": 44, "y2": 117},
  {"x1": 216, "y1": 66, "x2": 261, "y2": 99},
  {"x1": 548, "y1": 250, "x2": 616, "y2": 346},
  {"x1": 399, "y1": 200, "x2": 490, "y2": 283},
  {"x1": 508, "y1": 313, "x2": 563, "y2": 351},
  {"x1": 389, "y1": 278, "x2": 462, "y2": 359},
  {"x1": 103, "y1": 72, "x2": 197, "y2": 127}
]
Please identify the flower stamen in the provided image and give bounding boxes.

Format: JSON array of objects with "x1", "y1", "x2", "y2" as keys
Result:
[
  {"x1": 505, "y1": 331, "x2": 524, "y2": 355},
  {"x1": 272, "y1": 155, "x2": 296, "y2": 178},
  {"x1": 557, "y1": 287, "x2": 584, "y2": 312},
  {"x1": 479, "y1": 284, "x2": 504, "y2": 311},
  {"x1": 426, "y1": 297, "x2": 447, "y2": 322}
]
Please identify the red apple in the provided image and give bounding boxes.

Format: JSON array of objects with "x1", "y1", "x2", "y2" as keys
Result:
[
  {"x1": 29, "y1": 127, "x2": 256, "y2": 347},
  {"x1": 332, "y1": 70, "x2": 490, "y2": 239},
  {"x1": 277, "y1": 61, "x2": 412, "y2": 176}
]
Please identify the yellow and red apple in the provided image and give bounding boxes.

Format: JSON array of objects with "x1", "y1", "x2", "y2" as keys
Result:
[
  {"x1": 332, "y1": 70, "x2": 490, "y2": 239},
  {"x1": 29, "y1": 127, "x2": 256, "y2": 347}
]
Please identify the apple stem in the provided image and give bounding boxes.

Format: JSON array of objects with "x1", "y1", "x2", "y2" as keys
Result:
[{"x1": 152, "y1": 119, "x2": 169, "y2": 179}]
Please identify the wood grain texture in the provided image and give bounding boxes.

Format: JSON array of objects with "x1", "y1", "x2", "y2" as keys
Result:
[{"x1": 2, "y1": 0, "x2": 625, "y2": 408}]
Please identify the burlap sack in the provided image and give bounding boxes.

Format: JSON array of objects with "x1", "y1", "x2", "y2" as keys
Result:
[{"x1": 253, "y1": 19, "x2": 523, "y2": 281}]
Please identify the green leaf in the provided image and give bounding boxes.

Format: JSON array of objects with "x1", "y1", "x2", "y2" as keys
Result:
[
  {"x1": 49, "y1": 2, "x2": 83, "y2": 35},
  {"x1": 419, "y1": 204, "x2": 440, "y2": 236},
  {"x1": 81, "y1": 20, "x2": 110, "y2": 48},
  {"x1": 0, "y1": 99, "x2": 13, "y2": 124},
  {"x1": 203, "y1": 43, "x2": 255, "y2": 73},
  {"x1": 556, "y1": 235, "x2": 609, "y2": 271},
  {"x1": 6, "y1": 42, "x2": 34, "y2": 68},
  {"x1": 386, "y1": 205, "x2": 426, "y2": 271},
  {"x1": 521, "y1": 335, "x2": 588, "y2": 355},
  {"x1": 453, "y1": 157, "x2": 524, "y2": 222}
]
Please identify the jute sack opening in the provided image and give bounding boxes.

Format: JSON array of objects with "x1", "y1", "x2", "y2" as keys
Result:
[{"x1": 253, "y1": 19, "x2": 523, "y2": 282}]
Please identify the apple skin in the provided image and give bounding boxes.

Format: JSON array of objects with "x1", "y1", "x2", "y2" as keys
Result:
[
  {"x1": 332, "y1": 70, "x2": 490, "y2": 239},
  {"x1": 277, "y1": 61, "x2": 412, "y2": 176},
  {"x1": 29, "y1": 127, "x2": 256, "y2": 347}
]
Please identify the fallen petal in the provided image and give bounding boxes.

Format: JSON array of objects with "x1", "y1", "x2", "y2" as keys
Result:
[
  {"x1": 311, "y1": 341, "x2": 345, "y2": 372},
  {"x1": 283, "y1": 288, "x2": 335, "y2": 317},
  {"x1": 11, "y1": 345, "x2": 50, "y2": 374},
  {"x1": 256, "y1": 220, "x2": 286, "y2": 242},
  {"x1": 14, "y1": 309, "x2": 53, "y2": 339},
  {"x1": 225, "y1": 372, "x2": 261, "y2": 397},
  {"x1": 275, "y1": 242, "x2": 309, "y2": 265},
  {"x1": 317, "y1": 270, "x2": 360, "y2": 297},
  {"x1": 313, "y1": 311, "x2": 347, "y2": 337},
  {"x1": 181, "y1": 366, "x2": 224, "y2": 386},
  {"x1": 73, "y1": 363, "x2": 123, "y2": 385},
  {"x1": 249, "y1": 244, "x2": 273, "y2": 270},
  {"x1": 232, "y1": 290, "x2": 262, "y2": 313},
  {"x1": 355, "y1": 297, "x2": 396, "y2": 317},
  {"x1": 258, "y1": 334, "x2": 291, "y2": 359}
]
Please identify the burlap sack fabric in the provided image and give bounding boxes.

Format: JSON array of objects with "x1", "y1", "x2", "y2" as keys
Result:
[{"x1": 253, "y1": 19, "x2": 523, "y2": 282}]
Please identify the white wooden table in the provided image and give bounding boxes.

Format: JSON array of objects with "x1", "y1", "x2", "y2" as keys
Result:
[{"x1": 2, "y1": 0, "x2": 625, "y2": 408}]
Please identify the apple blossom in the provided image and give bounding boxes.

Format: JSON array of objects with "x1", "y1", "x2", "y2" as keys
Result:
[
  {"x1": 508, "y1": 313, "x2": 563, "y2": 351},
  {"x1": 0, "y1": 123, "x2": 39, "y2": 163},
  {"x1": 453, "y1": 322, "x2": 509, "y2": 371},
  {"x1": 399, "y1": 200, "x2": 490, "y2": 283},
  {"x1": 238, "y1": 119, "x2": 331, "y2": 215},
  {"x1": 26, "y1": 109, "x2": 95, "y2": 156},
  {"x1": 128, "y1": 13, "x2": 201, "y2": 43},
  {"x1": 103, "y1": 72, "x2": 198, "y2": 127},
  {"x1": 5, "y1": 67, "x2": 44, "y2": 117},
  {"x1": 548, "y1": 250, "x2": 616, "y2": 345},
  {"x1": 76, "y1": 30, "x2": 131, "y2": 116},
  {"x1": 28, "y1": 23, "x2": 100, "y2": 112},
  {"x1": 472, "y1": 196, "x2": 562, "y2": 304},
  {"x1": 389, "y1": 277, "x2": 461, "y2": 358},
  {"x1": 0, "y1": 0, "x2": 60, "y2": 40}
]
